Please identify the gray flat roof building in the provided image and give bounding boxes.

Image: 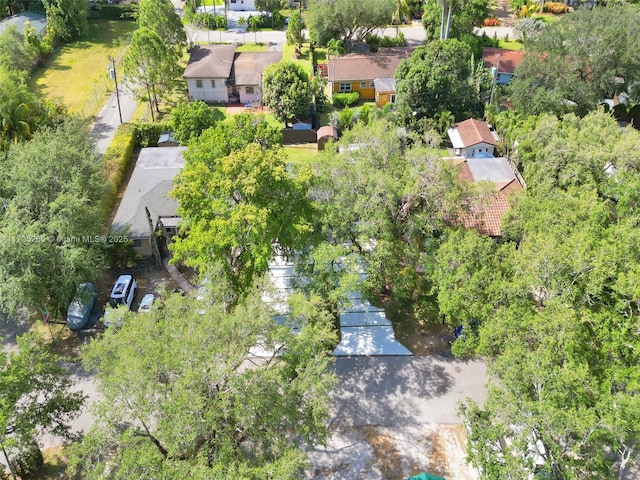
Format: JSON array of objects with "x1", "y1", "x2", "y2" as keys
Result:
[{"x1": 112, "y1": 147, "x2": 186, "y2": 240}]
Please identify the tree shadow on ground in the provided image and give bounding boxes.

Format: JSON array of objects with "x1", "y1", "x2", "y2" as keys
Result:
[{"x1": 329, "y1": 356, "x2": 455, "y2": 428}]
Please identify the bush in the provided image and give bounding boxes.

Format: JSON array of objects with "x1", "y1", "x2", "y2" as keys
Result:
[
  {"x1": 12, "y1": 440, "x2": 44, "y2": 477},
  {"x1": 333, "y1": 92, "x2": 360, "y2": 108},
  {"x1": 339, "y1": 107, "x2": 354, "y2": 130},
  {"x1": 543, "y1": 1, "x2": 569, "y2": 13},
  {"x1": 365, "y1": 33, "x2": 381, "y2": 52},
  {"x1": 136, "y1": 121, "x2": 172, "y2": 147},
  {"x1": 483, "y1": 17, "x2": 500, "y2": 26},
  {"x1": 460, "y1": 32, "x2": 498, "y2": 59},
  {"x1": 103, "y1": 123, "x2": 137, "y2": 214},
  {"x1": 247, "y1": 12, "x2": 284, "y2": 29},
  {"x1": 380, "y1": 32, "x2": 406, "y2": 47},
  {"x1": 93, "y1": 4, "x2": 136, "y2": 20}
]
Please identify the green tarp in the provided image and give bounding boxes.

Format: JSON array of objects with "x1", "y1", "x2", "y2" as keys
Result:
[{"x1": 405, "y1": 474, "x2": 446, "y2": 480}]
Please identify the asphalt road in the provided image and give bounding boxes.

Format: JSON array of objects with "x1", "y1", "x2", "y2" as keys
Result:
[
  {"x1": 92, "y1": 85, "x2": 139, "y2": 156},
  {"x1": 329, "y1": 355, "x2": 487, "y2": 427}
]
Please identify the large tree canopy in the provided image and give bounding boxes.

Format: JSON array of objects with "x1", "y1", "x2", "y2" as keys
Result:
[
  {"x1": 422, "y1": 0, "x2": 491, "y2": 41},
  {"x1": 508, "y1": 5, "x2": 640, "y2": 117},
  {"x1": 171, "y1": 114, "x2": 312, "y2": 301},
  {"x1": 306, "y1": 0, "x2": 395, "y2": 51},
  {"x1": 138, "y1": 0, "x2": 186, "y2": 51},
  {"x1": 123, "y1": 27, "x2": 182, "y2": 114},
  {"x1": 0, "y1": 117, "x2": 107, "y2": 315},
  {"x1": 42, "y1": 0, "x2": 88, "y2": 41},
  {"x1": 261, "y1": 61, "x2": 311, "y2": 127},
  {"x1": 67, "y1": 289, "x2": 337, "y2": 479},
  {"x1": 300, "y1": 119, "x2": 471, "y2": 314},
  {"x1": 435, "y1": 111, "x2": 640, "y2": 477},
  {"x1": 395, "y1": 39, "x2": 481, "y2": 122},
  {"x1": 1, "y1": 332, "x2": 85, "y2": 471}
]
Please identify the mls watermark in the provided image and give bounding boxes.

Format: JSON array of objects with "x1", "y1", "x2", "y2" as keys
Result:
[{"x1": 0, "y1": 234, "x2": 130, "y2": 244}]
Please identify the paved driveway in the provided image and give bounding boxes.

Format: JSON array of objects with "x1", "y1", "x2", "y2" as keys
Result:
[{"x1": 329, "y1": 355, "x2": 487, "y2": 428}]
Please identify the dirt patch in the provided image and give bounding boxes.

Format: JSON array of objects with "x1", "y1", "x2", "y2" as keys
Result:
[
  {"x1": 361, "y1": 426, "x2": 405, "y2": 480},
  {"x1": 36, "y1": 445, "x2": 69, "y2": 479},
  {"x1": 394, "y1": 321, "x2": 454, "y2": 356},
  {"x1": 306, "y1": 425, "x2": 478, "y2": 480}
]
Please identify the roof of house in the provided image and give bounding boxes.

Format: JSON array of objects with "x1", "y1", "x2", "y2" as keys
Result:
[
  {"x1": 112, "y1": 147, "x2": 186, "y2": 239},
  {"x1": 230, "y1": 51, "x2": 282, "y2": 85},
  {"x1": 327, "y1": 47, "x2": 414, "y2": 83},
  {"x1": 183, "y1": 44, "x2": 236, "y2": 79},
  {"x1": 453, "y1": 157, "x2": 523, "y2": 236},
  {"x1": 447, "y1": 118, "x2": 500, "y2": 149},
  {"x1": 0, "y1": 11, "x2": 47, "y2": 36},
  {"x1": 482, "y1": 47, "x2": 524, "y2": 75},
  {"x1": 373, "y1": 77, "x2": 396, "y2": 92}
]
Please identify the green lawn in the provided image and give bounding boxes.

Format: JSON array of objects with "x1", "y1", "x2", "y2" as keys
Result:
[
  {"x1": 199, "y1": 0, "x2": 223, "y2": 6},
  {"x1": 235, "y1": 43, "x2": 269, "y2": 52},
  {"x1": 498, "y1": 39, "x2": 524, "y2": 50},
  {"x1": 31, "y1": 19, "x2": 137, "y2": 118},
  {"x1": 282, "y1": 42, "x2": 327, "y2": 76},
  {"x1": 530, "y1": 12, "x2": 562, "y2": 23},
  {"x1": 283, "y1": 143, "x2": 319, "y2": 165}
]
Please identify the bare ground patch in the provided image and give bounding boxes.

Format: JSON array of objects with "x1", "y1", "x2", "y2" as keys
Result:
[{"x1": 306, "y1": 425, "x2": 478, "y2": 480}]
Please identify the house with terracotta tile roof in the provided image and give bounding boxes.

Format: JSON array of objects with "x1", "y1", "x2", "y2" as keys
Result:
[
  {"x1": 184, "y1": 45, "x2": 281, "y2": 104},
  {"x1": 450, "y1": 156, "x2": 523, "y2": 237},
  {"x1": 327, "y1": 47, "x2": 414, "y2": 107},
  {"x1": 483, "y1": 47, "x2": 524, "y2": 85},
  {"x1": 447, "y1": 118, "x2": 500, "y2": 158}
]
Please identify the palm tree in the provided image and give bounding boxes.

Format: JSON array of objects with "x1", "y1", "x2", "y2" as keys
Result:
[
  {"x1": 0, "y1": 101, "x2": 35, "y2": 148},
  {"x1": 392, "y1": 0, "x2": 412, "y2": 37},
  {"x1": 248, "y1": 15, "x2": 261, "y2": 44},
  {"x1": 237, "y1": 16, "x2": 247, "y2": 44}
]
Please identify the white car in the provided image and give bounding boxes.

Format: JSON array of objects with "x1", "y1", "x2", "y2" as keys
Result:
[{"x1": 139, "y1": 293, "x2": 156, "y2": 313}]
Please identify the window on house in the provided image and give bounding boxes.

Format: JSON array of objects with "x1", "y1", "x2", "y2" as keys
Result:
[
  {"x1": 339, "y1": 83, "x2": 351, "y2": 92},
  {"x1": 369, "y1": 81, "x2": 375, "y2": 88},
  {"x1": 390, "y1": 94, "x2": 396, "y2": 103},
  {"x1": 360, "y1": 81, "x2": 367, "y2": 89},
  {"x1": 211, "y1": 80, "x2": 216, "y2": 88},
  {"x1": 132, "y1": 239, "x2": 141, "y2": 247},
  {"x1": 246, "y1": 86, "x2": 254, "y2": 94},
  {"x1": 196, "y1": 80, "x2": 203, "y2": 88}
]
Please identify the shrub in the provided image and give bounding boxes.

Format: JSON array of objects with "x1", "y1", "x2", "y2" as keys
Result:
[
  {"x1": 94, "y1": 4, "x2": 136, "y2": 20},
  {"x1": 103, "y1": 123, "x2": 137, "y2": 214},
  {"x1": 365, "y1": 33, "x2": 381, "y2": 52},
  {"x1": 333, "y1": 92, "x2": 360, "y2": 107},
  {"x1": 136, "y1": 121, "x2": 172, "y2": 147},
  {"x1": 339, "y1": 107, "x2": 354, "y2": 130},
  {"x1": 380, "y1": 31, "x2": 406, "y2": 47},
  {"x1": 13, "y1": 440, "x2": 44, "y2": 477},
  {"x1": 543, "y1": 1, "x2": 569, "y2": 13},
  {"x1": 483, "y1": 17, "x2": 500, "y2": 26}
]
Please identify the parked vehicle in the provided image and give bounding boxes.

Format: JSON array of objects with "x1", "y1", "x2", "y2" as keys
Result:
[
  {"x1": 139, "y1": 293, "x2": 156, "y2": 313},
  {"x1": 109, "y1": 274, "x2": 137, "y2": 309},
  {"x1": 103, "y1": 305, "x2": 129, "y2": 328},
  {"x1": 66, "y1": 283, "x2": 97, "y2": 330}
]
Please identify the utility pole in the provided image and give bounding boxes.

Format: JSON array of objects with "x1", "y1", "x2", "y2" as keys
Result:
[
  {"x1": 108, "y1": 56, "x2": 123, "y2": 124},
  {"x1": 489, "y1": 53, "x2": 501, "y2": 106}
]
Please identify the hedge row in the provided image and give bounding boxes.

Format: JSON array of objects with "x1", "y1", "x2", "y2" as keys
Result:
[
  {"x1": 102, "y1": 122, "x2": 137, "y2": 216},
  {"x1": 333, "y1": 92, "x2": 360, "y2": 107},
  {"x1": 136, "y1": 121, "x2": 172, "y2": 147}
]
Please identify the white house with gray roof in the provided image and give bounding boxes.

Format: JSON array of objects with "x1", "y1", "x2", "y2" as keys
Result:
[
  {"x1": 111, "y1": 147, "x2": 186, "y2": 257},
  {"x1": 183, "y1": 44, "x2": 281, "y2": 104}
]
